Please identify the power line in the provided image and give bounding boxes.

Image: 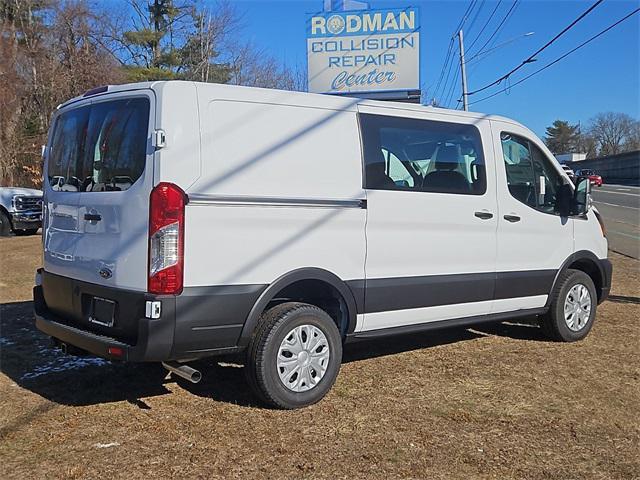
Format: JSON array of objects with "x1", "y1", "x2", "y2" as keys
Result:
[
  {"x1": 444, "y1": 64, "x2": 461, "y2": 108},
  {"x1": 470, "y1": 0, "x2": 520, "y2": 61},
  {"x1": 441, "y1": 0, "x2": 500, "y2": 106},
  {"x1": 483, "y1": 0, "x2": 521, "y2": 53},
  {"x1": 441, "y1": 0, "x2": 486, "y2": 107},
  {"x1": 464, "y1": 0, "x2": 486, "y2": 39},
  {"x1": 467, "y1": 7, "x2": 640, "y2": 106},
  {"x1": 465, "y1": 0, "x2": 503, "y2": 54},
  {"x1": 431, "y1": 0, "x2": 479, "y2": 100},
  {"x1": 437, "y1": 0, "x2": 485, "y2": 103},
  {"x1": 468, "y1": 0, "x2": 604, "y2": 96},
  {"x1": 467, "y1": 32, "x2": 534, "y2": 67},
  {"x1": 455, "y1": 0, "x2": 479, "y2": 35},
  {"x1": 438, "y1": 43, "x2": 459, "y2": 103},
  {"x1": 431, "y1": 38, "x2": 455, "y2": 100}
]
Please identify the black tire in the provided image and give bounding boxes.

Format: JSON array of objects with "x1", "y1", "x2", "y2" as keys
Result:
[
  {"x1": 14, "y1": 228, "x2": 39, "y2": 236},
  {"x1": 245, "y1": 302, "x2": 342, "y2": 409},
  {"x1": 540, "y1": 269, "x2": 597, "y2": 342},
  {"x1": 0, "y1": 210, "x2": 11, "y2": 237}
]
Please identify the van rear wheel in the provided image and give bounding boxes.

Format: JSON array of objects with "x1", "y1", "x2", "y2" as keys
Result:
[
  {"x1": 540, "y1": 269, "x2": 597, "y2": 342},
  {"x1": 245, "y1": 302, "x2": 342, "y2": 409}
]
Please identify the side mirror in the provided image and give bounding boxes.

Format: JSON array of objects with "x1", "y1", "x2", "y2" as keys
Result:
[{"x1": 572, "y1": 176, "x2": 591, "y2": 215}]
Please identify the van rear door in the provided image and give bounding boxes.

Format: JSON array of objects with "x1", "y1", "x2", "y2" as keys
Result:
[{"x1": 44, "y1": 91, "x2": 155, "y2": 291}]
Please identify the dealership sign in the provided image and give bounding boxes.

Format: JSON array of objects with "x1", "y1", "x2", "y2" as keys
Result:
[{"x1": 307, "y1": 7, "x2": 420, "y2": 94}]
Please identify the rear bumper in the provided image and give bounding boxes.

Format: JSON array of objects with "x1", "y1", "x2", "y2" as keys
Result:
[
  {"x1": 598, "y1": 258, "x2": 612, "y2": 303},
  {"x1": 34, "y1": 283, "x2": 176, "y2": 362},
  {"x1": 33, "y1": 270, "x2": 263, "y2": 362}
]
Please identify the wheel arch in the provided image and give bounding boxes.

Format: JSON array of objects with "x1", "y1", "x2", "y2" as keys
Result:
[
  {"x1": 237, "y1": 268, "x2": 359, "y2": 347},
  {"x1": 546, "y1": 250, "x2": 606, "y2": 306}
]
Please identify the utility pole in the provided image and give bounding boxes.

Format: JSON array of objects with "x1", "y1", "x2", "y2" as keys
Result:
[{"x1": 458, "y1": 29, "x2": 469, "y2": 111}]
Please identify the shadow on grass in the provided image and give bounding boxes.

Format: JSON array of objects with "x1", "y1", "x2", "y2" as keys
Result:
[
  {"x1": 607, "y1": 295, "x2": 640, "y2": 305},
  {"x1": 470, "y1": 317, "x2": 548, "y2": 341},
  {"x1": 1, "y1": 300, "x2": 547, "y2": 409},
  {"x1": 0, "y1": 301, "x2": 171, "y2": 408}
]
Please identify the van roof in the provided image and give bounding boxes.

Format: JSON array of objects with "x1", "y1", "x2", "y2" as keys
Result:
[{"x1": 58, "y1": 80, "x2": 522, "y2": 127}]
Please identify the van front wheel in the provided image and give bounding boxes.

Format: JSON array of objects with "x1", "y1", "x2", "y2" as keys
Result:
[
  {"x1": 245, "y1": 302, "x2": 342, "y2": 409},
  {"x1": 540, "y1": 269, "x2": 597, "y2": 342}
]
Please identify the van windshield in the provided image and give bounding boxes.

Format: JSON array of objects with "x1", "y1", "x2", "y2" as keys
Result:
[{"x1": 48, "y1": 97, "x2": 150, "y2": 192}]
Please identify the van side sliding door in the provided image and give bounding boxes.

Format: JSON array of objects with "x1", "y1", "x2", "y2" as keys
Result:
[{"x1": 358, "y1": 108, "x2": 498, "y2": 332}]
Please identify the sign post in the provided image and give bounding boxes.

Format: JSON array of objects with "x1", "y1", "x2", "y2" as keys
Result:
[{"x1": 306, "y1": 7, "x2": 421, "y2": 100}]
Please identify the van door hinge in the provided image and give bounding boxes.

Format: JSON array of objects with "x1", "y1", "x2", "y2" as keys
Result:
[{"x1": 153, "y1": 129, "x2": 166, "y2": 149}]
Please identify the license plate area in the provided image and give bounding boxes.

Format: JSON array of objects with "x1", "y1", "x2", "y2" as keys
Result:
[{"x1": 89, "y1": 297, "x2": 116, "y2": 327}]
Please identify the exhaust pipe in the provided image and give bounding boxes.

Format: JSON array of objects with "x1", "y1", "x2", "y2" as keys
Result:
[{"x1": 162, "y1": 361, "x2": 202, "y2": 384}]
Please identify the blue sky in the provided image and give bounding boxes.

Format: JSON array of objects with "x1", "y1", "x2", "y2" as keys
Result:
[{"x1": 229, "y1": 0, "x2": 639, "y2": 136}]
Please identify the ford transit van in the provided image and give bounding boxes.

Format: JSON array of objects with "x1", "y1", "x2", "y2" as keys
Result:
[{"x1": 34, "y1": 81, "x2": 612, "y2": 409}]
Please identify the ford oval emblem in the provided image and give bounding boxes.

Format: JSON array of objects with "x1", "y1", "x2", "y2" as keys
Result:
[{"x1": 99, "y1": 268, "x2": 112, "y2": 279}]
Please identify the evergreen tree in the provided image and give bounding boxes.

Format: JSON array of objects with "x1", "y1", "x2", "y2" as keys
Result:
[
  {"x1": 544, "y1": 120, "x2": 581, "y2": 155},
  {"x1": 120, "y1": 0, "x2": 229, "y2": 82}
]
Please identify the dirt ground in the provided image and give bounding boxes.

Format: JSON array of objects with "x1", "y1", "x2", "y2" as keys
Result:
[{"x1": 0, "y1": 235, "x2": 638, "y2": 479}]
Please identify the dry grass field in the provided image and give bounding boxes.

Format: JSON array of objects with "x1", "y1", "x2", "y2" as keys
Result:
[{"x1": 1, "y1": 235, "x2": 639, "y2": 479}]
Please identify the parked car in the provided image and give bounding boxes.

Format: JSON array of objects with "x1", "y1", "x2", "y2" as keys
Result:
[
  {"x1": 0, "y1": 187, "x2": 43, "y2": 236},
  {"x1": 561, "y1": 164, "x2": 575, "y2": 181},
  {"x1": 34, "y1": 82, "x2": 612, "y2": 409},
  {"x1": 575, "y1": 169, "x2": 603, "y2": 187}
]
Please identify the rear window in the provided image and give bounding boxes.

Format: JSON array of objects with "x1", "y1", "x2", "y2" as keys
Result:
[{"x1": 48, "y1": 97, "x2": 150, "y2": 192}]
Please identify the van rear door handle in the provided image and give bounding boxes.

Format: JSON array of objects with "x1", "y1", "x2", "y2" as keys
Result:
[
  {"x1": 503, "y1": 214, "x2": 521, "y2": 223},
  {"x1": 474, "y1": 211, "x2": 494, "y2": 220},
  {"x1": 84, "y1": 213, "x2": 102, "y2": 222}
]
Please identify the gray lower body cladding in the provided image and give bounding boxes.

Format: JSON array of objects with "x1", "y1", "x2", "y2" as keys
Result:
[
  {"x1": 34, "y1": 269, "x2": 265, "y2": 361},
  {"x1": 33, "y1": 258, "x2": 611, "y2": 362}
]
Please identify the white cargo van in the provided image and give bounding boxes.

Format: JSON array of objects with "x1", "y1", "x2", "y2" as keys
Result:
[{"x1": 34, "y1": 81, "x2": 612, "y2": 409}]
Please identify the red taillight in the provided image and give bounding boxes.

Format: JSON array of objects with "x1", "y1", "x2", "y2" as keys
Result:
[
  {"x1": 108, "y1": 346, "x2": 123, "y2": 357},
  {"x1": 148, "y1": 182, "x2": 185, "y2": 295}
]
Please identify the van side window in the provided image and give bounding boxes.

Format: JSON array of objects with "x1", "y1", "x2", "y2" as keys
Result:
[
  {"x1": 360, "y1": 114, "x2": 486, "y2": 195},
  {"x1": 500, "y1": 132, "x2": 565, "y2": 214},
  {"x1": 48, "y1": 97, "x2": 150, "y2": 192}
]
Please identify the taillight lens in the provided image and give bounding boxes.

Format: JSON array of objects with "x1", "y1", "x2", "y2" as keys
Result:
[{"x1": 148, "y1": 183, "x2": 185, "y2": 294}]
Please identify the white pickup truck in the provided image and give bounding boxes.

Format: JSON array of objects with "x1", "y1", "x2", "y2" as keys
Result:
[{"x1": 0, "y1": 187, "x2": 43, "y2": 236}]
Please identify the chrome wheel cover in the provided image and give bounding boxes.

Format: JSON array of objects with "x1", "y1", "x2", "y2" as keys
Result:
[
  {"x1": 277, "y1": 324, "x2": 330, "y2": 393},
  {"x1": 564, "y1": 283, "x2": 592, "y2": 332}
]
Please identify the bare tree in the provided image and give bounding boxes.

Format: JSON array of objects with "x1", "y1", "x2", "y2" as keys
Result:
[
  {"x1": 225, "y1": 41, "x2": 306, "y2": 91},
  {"x1": 586, "y1": 112, "x2": 639, "y2": 157},
  {"x1": 1, "y1": 0, "x2": 309, "y2": 186},
  {"x1": 101, "y1": 0, "x2": 234, "y2": 82},
  {"x1": 623, "y1": 120, "x2": 640, "y2": 152},
  {"x1": 179, "y1": 1, "x2": 241, "y2": 83},
  {"x1": 0, "y1": 0, "x2": 122, "y2": 187}
]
